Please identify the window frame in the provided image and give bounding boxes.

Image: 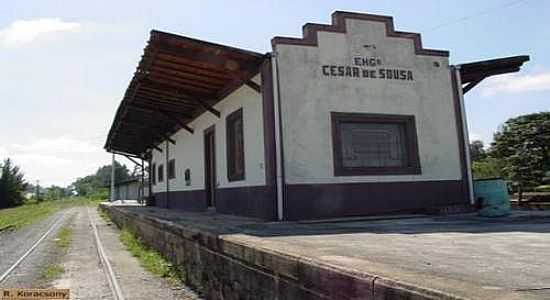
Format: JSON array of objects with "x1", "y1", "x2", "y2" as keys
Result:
[
  {"x1": 158, "y1": 164, "x2": 164, "y2": 183},
  {"x1": 167, "y1": 159, "x2": 176, "y2": 180},
  {"x1": 226, "y1": 108, "x2": 245, "y2": 182},
  {"x1": 331, "y1": 112, "x2": 421, "y2": 176}
]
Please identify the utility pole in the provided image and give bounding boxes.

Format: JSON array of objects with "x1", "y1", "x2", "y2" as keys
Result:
[
  {"x1": 35, "y1": 180, "x2": 40, "y2": 202},
  {"x1": 111, "y1": 153, "x2": 116, "y2": 202}
]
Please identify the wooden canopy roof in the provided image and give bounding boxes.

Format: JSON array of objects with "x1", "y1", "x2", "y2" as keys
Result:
[
  {"x1": 105, "y1": 30, "x2": 266, "y2": 157},
  {"x1": 459, "y1": 55, "x2": 529, "y2": 94}
]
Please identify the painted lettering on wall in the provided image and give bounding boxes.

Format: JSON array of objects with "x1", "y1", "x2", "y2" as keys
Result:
[{"x1": 321, "y1": 56, "x2": 414, "y2": 81}]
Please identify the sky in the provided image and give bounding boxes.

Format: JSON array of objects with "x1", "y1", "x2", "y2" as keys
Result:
[{"x1": 0, "y1": 0, "x2": 548, "y2": 187}]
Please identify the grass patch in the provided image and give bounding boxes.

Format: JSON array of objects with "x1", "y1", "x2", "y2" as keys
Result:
[
  {"x1": 55, "y1": 227, "x2": 73, "y2": 251},
  {"x1": 119, "y1": 228, "x2": 180, "y2": 283},
  {"x1": 41, "y1": 264, "x2": 65, "y2": 280},
  {"x1": 0, "y1": 197, "x2": 102, "y2": 230},
  {"x1": 39, "y1": 225, "x2": 73, "y2": 282},
  {"x1": 534, "y1": 185, "x2": 550, "y2": 193},
  {"x1": 98, "y1": 208, "x2": 111, "y2": 223}
]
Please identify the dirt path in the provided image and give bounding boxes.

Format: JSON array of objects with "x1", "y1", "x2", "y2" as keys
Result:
[{"x1": 53, "y1": 207, "x2": 200, "y2": 300}]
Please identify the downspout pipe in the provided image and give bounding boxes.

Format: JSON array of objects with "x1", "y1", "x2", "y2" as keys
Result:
[
  {"x1": 148, "y1": 154, "x2": 153, "y2": 206},
  {"x1": 140, "y1": 159, "x2": 145, "y2": 204},
  {"x1": 453, "y1": 66, "x2": 475, "y2": 205},
  {"x1": 111, "y1": 153, "x2": 116, "y2": 202},
  {"x1": 165, "y1": 140, "x2": 170, "y2": 208},
  {"x1": 270, "y1": 52, "x2": 285, "y2": 221}
]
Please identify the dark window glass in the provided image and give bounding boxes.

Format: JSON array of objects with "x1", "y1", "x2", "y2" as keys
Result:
[
  {"x1": 168, "y1": 159, "x2": 176, "y2": 179},
  {"x1": 158, "y1": 164, "x2": 164, "y2": 182},
  {"x1": 226, "y1": 108, "x2": 245, "y2": 181},
  {"x1": 184, "y1": 169, "x2": 191, "y2": 186},
  {"x1": 331, "y1": 112, "x2": 421, "y2": 176},
  {"x1": 340, "y1": 123, "x2": 406, "y2": 168}
]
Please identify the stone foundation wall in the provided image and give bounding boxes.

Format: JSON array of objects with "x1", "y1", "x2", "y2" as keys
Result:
[{"x1": 100, "y1": 205, "x2": 460, "y2": 300}]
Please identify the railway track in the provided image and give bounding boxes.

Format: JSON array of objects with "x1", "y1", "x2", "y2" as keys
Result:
[
  {"x1": 0, "y1": 212, "x2": 67, "y2": 283},
  {"x1": 0, "y1": 208, "x2": 125, "y2": 300},
  {"x1": 87, "y1": 207, "x2": 125, "y2": 300}
]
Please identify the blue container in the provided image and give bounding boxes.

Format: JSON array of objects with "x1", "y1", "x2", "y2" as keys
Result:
[{"x1": 474, "y1": 178, "x2": 511, "y2": 217}]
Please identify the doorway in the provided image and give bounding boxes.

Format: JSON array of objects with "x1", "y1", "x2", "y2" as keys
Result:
[{"x1": 204, "y1": 126, "x2": 216, "y2": 208}]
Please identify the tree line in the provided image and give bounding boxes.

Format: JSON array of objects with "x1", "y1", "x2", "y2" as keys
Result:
[
  {"x1": 68, "y1": 161, "x2": 132, "y2": 199},
  {"x1": 470, "y1": 112, "x2": 550, "y2": 201},
  {"x1": 0, "y1": 159, "x2": 132, "y2": 209}
]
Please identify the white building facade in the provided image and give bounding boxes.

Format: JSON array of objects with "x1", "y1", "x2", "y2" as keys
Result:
[{"x1": 105, "y1": 11, "x2": 528, "y2": 220}]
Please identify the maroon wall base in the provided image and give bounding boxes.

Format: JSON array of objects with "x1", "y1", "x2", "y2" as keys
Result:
[
  {"x1": 154, "y1": 190, "x2": 207, "y2": 212},
  {"x1": 153, "y1": 181, "x2": 468, "y2": 221},
  {"x1": 215, "y1": 186, "x2": 276, "y2": 220},
  {"x1": 153, "y1": 185, "x2": 276, "y2": 220},
  {"x1": 284, "y1": 180, "x2": 469, "y2": 220}
]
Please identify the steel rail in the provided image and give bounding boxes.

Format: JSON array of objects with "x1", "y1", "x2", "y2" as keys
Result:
[
  {"x1": 87, "y1": 207, "x2": 125, "y2": 300},
  {"x1": 0, "y1": 213, "x2": 66, "y2": 283}
]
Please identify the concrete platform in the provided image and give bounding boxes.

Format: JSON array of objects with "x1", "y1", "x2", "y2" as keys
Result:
[{"x1": 101, "y1": 203, "x2": 550, "y2": 299}]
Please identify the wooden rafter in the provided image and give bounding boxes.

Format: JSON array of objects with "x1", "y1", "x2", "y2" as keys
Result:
[
  {"x1": 192, "y1": 98, "x2": 220, "y2": 118},
  {"x1": 245, "y1": 80, "x2": 261, "y2": 93},
  {"x1": 105, "y1": 29, "x2": 264, "y2": 155},
  {"x1": 155, "y1": 110, "x2": 195, "y2": 134},
  {"x1": 462, "y1": 77, "x2": 485, "y2": 94},
  {"x1": 124, "y1": 154, "x2": 142, "y2": 166},
  {"x1": 459, "y1": 56, "x2": 529, "y2": 84}
]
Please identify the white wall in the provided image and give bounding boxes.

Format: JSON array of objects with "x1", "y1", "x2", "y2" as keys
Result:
[
  {"x1": 151, "y1": 76, "x2": 266, "y2": 194},
  {"x1": 275, "y1": 18, "x2": 462, "y2": 185}
]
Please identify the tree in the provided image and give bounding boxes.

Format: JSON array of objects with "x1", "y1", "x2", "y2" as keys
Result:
[
  {"x1": 469, "y1": 140, "x2": 487, "y2": 162},
  {"x1": 95, "y1": 161, "x2": 131, "y2": 187},
  {"x1": 70, "y1": 161, "x2": 130, "y2": 197},
  {"x1": 0, "y1": 158, "x2": 28, "y2": 209},
  {"x1": 491, "y1": 112, "x2": 550, "y2": 201},
  {"x1": 472, "y1": 158, "x2": 503, "y2": 179},
  {"x1": 44, "y1": 185, "x2": 67, "y2": 201}
]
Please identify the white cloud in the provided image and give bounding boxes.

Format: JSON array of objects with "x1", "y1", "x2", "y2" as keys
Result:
[
  {"x1": 480, "y1": 71, "x2": 550, "y2": 96},
  {"x1": 0, "y1": 18, "x2": 81, "y2": 48},
  {"x1": 1, "y1": 136, "x2": 110, "y2": 186},
  {"x1": 11, "y1": 137, "x2": 97, "y2": 155},
  {"x1": 469, "y1": 133, "x2": 483, "y2": 142}
]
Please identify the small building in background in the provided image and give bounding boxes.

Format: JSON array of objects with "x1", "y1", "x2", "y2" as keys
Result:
[
  {"x1": 104, "y1": 11, "x2": 528, "y2": 221},
  {"x1": 113, "y1": 177, "x2": 149, "y2": 201}
]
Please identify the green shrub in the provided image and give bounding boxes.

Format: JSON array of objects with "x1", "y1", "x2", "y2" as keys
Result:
[
  {"x1": 88, "y1": 188, "x2": 109, "y2": 201},
  {"x1": 534, "y1": 185, "x2": 550, "y2": 192}
]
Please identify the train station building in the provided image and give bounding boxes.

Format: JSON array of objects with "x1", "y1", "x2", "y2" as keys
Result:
[{"x1": 105, "y1": 11, "x2": 528, "y2": 221}]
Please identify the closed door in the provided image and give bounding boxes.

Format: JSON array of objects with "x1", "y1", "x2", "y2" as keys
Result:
[{"x1": 204, "y1": 127, "x2": 216, "y2": 208}]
